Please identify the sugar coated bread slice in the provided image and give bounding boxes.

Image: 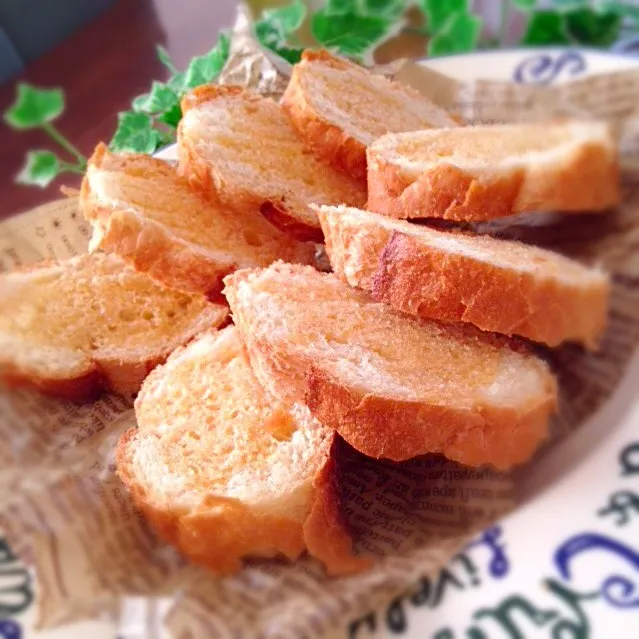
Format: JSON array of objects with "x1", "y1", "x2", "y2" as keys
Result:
[
  {"x1": 317, "y1": 205, "x2": 609, "y2": 348},
  {"x1": 81, "y1": 144, "x2": 315, "y2": 296},
  {"x1": 224, "y1": 262, "x2": 557, "y2": 470},
  {"x1": 0, "y1": 253, "x2": 227, "y2": 401},
  {"x1": 178, "y1": 85, "x2": 366, "y2": 242},
  {"x1": 117, "y1": 326, "x2": 367, "y2": 575},
  {"x1": 281, "y1": 49, "x2": 458, "y2": 182},
  {"x1": 367, "y1": 121, "x2": 620, "y2": 221}
]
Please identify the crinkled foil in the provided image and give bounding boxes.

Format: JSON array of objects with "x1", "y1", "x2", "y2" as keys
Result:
[{"x1": 217, "y1": 4, "x2": 291, "y2": 99}]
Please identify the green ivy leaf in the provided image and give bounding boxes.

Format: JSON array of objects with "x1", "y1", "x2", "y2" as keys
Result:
[
  {"x1": 428, "y1": 12, "x2": 482, "y2": 56},
  {"x1": 16, "y1": 150, "x2": 59, "y2": 187},
  {"x1": 110, "y1": 112, "x2": 162, "y2": 154},
  {"x1": 600, "y1": 1, "x2": 639, "y2": 23},
  {"x1": 551, "y1": 0, "x2": 587, "y2": 7},
  {"x1": 4, "y1": 84, "x2": 64, "y2": 130},
  {"x1": 156, "y1": 44, "x2": 178, "y2": 73},
  {"x1": 158, "y1": 104, "x2": 182, "y2": 128},
  {"x1": 312, "y1": 10, "x2": 388, "y2": 55},
  {"x1": 419, "y1": 0, "x2": 468, "y2": 33},
  {"x1": 166, "y1": 71, "x2": 187, "y2": 95},
  {"x1": 565, "y1": 8, "x2": 621, "y2": 46},
  {"x1": 255, "y1": 21, "x2": 304, "y2": 63},
  {"x1": 362, "y1": 0, "x2": 406, "y2": 18},
  {"x1": 259, "y1": 0, "x2": 306, "y2": 34},
  {"x1": 521, "y1": 10, "x2": 571, "y2": 45},
  {"x1": 132, "y1": 81, "x2": 179, "y2": 115},
  {"x1": 183, "y1": 31, "x2": 230, "y2": 89},
  {"x1": 323, "y1": 0, "x2": 350, "y2": 14},
  {"x1": 511, "y1": 0, "x2": 537, "y2": 10},
  {"x1": 254, "y1": 0, "x2": 306, "y2": 63}
]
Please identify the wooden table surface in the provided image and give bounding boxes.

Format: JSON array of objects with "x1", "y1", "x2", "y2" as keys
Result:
[{"x1": 0, "y1": 0, "x2": 237, "y2": 220}]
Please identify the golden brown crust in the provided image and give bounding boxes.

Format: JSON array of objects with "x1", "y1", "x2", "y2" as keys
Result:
[
  {"x1": 319, "y1": 206, "x2": 609, "y2": 348},
  {"x1": 0, "y1": 253, "x2": 230, "y2": 402},
  {"x1": 117, "y1": 428, "x2": 367, "y2": 576},
  {"x1": 180, "y1": 84, "x2": 244, "y2": 115},
  {"x1": 305, "y1": 365, "x2": 556, "y2": 471},
  {"x1": 372, "y1": 232, "x2": 608, "y2": 349},
  {"x1": 83, "y1": 144, "x2": 316, "y2": 292},
  {"x1": 0, "y1": 353, "x2": 164, "y2": 402},
  {"x1": 175, "y1": 119, "x2": 216, "y2": 197},
  {"x1": 116, "y1": 428, "x2": 307, "y2": 575},
  {"x1": 302, "y1": 434, "x2": 372, "y2": 576},
  {"x1": 0, "y1": 330, "x2": 227, "y2": 403},
  {"x1": 96, "y1": 353, "x2": 178, "y2": 399},
  {"x1": 225, "y1": 263, "x2": 558, "y2": 471},
  {"x1": 259, "y1": 202, "x2": 325, "y2": 243},
  {"x1": 367, "y1": 137, "x2": 620, "y2": 221},
  {"x1": 282, "y1": 51, "x2": 368, "y2": 183},
  {"x1": 0, "y1": 363, "x2": 106, "y2": 403},
  {"x1": 85, "y1": 204, "x2": 235, "y2": 297},
  {"x1": 84, "y1": 143, "x2": 235, "y2": 296}
]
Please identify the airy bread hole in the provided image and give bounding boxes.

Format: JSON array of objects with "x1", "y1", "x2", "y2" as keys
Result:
[
  {"x1": 119, "y1": 309, "x2": 136, "y2": 322},
  {"x1": 264, "y1": 408, "x2": 298, "y2": 441}
]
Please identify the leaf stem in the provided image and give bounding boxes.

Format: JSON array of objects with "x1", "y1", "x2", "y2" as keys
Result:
[
  {"x1": 164, "y1": 59, "x2": 179, "y2": 75},
  {"x1": 498, "y1": 0, "x2": 510, "y2": 48},
  {"x1": 58, "y1": 161, "x2": 86, "y2": 175},
  {"x1": 41, "y1": 123, "x2": 87, "y2": 168}
]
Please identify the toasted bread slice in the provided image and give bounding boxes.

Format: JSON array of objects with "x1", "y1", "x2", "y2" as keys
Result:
[
  {"x1": 81, "y1": 144, "x2": 315, "y2": 296},
  {"x1": 367, "y1": 121, "x2": 620, "y2": 221},
  {"x1": 117, "y1": 326, "x2": 367, "y2": 576},
  {"x1": 178, "y1": 85, "x2": 367, "y2": 242},
  {"x1": 317, "y1": 205, "x2": 609, "y2": 348},
  {"x1": 281, "y1": 50, "x2": 458, "y2": 182},
  {"x1": 0, "y1": 253, "x2": 227, "y2": 401},
  {"x1": 224, "y1": 262, "x2": 557, "y2": 471}
]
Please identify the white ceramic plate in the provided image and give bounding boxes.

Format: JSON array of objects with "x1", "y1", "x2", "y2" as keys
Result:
[{"x1": 4, "y1": 47, "x2": 639, "y2": 639}]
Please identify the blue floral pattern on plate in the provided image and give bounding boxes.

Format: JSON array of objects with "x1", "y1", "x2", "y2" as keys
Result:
[{"x1": 513, "y1": 50, "x2": 587, "y2": 84}]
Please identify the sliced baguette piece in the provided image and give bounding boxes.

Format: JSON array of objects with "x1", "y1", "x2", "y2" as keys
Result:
[
  {"x1": 0, "y1": 253, "x2": 227, "y2": 401},
  {"x1": 367, "y1": 121, "x2": 620, "y2": 221},
  {"x1": 281, "y1": 49, "x2": 458, "y2": 182},
  {"x1": 224, "y1": 262, "x2": 558, "y2": 471},
  {"x1": 81, "y1": 144, "x2": 315, "y2": 296},
  {"x1": 117, "y1": 326, "x2": 368, "y2": 576},
  {"x1": 317, "y1": 205, "x2": 610, "y2": 349},
  {"x1": 178, "y1": 85, "x2": 367, "y2": 242}
]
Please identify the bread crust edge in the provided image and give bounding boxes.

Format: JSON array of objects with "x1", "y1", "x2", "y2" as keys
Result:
[
  {"x1": 366, "y1": 139, "x2": 620, "y2": 221},
  {"x1": 305, "y1": 366, "x2": 557, "y2": 471},
  {"x1": 281, "y1": 55, "x2": 368, "y2": 183}
]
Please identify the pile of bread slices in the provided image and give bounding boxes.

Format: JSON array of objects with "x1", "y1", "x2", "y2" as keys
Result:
[{"x1": 0, "y1": 50, "x2": 617, "y2": 575}]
